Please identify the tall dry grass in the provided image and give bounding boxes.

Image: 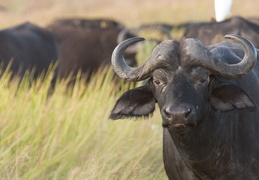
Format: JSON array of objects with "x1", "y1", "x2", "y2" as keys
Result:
[{"x1": 0, "y1": 67, "x2": 166, "y2": 180}]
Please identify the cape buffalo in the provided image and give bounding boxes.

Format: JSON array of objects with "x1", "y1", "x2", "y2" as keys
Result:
[
  {"x1": 53, "y1": 18, "x2": 172, "y2": 40},
  {"x1": 110, "y1": 35, "x2": 259, "y2": 179},
  {"x1": 52, "y1": 18, "x2": 124, "y2": 29},
  {"x1": 184, "y1": 16, "x2": 259, "y2": 48},
  {"x1": 0, "y1": 22, "x2": 58, "y2": 79},
  {"x1": 47, "y1": 23, "x2": 139, "y2": 81},
  {"x1": 248, "y1": 16, "x2": 259, "y2": 26}
]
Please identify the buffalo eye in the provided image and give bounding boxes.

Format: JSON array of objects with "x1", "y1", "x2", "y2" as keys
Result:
[
  {"x1": 153, "y1": 79, "x2": 166, "y2": 86},
  {"x1": 153, "y1": 78, "x2": 166, "y2": 92},
  {"x1": 153, "y1": 79, "x2": 161, "y2": 86},
  {"x1": 198, "y1": 79, "x2": 207, "y2": 84},
  {"x1": 193, "y1": 77, "x2": 209, "y2": 89}
]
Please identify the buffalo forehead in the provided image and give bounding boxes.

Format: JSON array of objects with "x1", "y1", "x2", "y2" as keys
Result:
[
  {"x1": 183, "y1": 38, "x2": 211, "y2": 65},
  {"x1": 150, "y1": 40, "x2": 180, "y2": 68},
  {"x1": 150, "y1": 39, "x2": 210, "y2": 73}
]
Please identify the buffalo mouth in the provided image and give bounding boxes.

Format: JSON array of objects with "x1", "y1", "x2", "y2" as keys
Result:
[{"x1": 162, "y1": 122, "x2": 192, "y2": 134}]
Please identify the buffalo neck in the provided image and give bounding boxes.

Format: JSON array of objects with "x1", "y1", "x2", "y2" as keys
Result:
[{"x1": 165, "y1": 110, "x2": 259, "y2": 177}]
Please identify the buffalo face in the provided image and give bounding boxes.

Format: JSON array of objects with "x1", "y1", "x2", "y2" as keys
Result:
[
  {"x1": 110, "y1": 35, "x2": 256, "y2": 135},
  {"x1": 153, "y1": 66, "x2": 210, "y2": 133},
  {"x1": 110, "y1": 66, "x2": 255, "y2": 135}
]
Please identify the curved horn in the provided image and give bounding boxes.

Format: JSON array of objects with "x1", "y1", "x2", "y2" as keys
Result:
[
  {"x1": 185, "y1": 34, "x2": 257, "y2": 79},
  {"x1": 117, "y1": 28, "x2": 142, "y2": 54},
  {"x1": 112, "y1": 37, "x2": 161, "y2": 81},
  {"x1": 112, "y1": 37, "x2": 145, "y2": 81}
]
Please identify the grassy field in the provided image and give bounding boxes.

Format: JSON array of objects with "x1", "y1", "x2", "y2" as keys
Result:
[
  {"x1": 0, "y1": 68, "x2": 166, "y2": 180},
  {"x1": 0, "y1": 0, "x2": 258, "y2": 179}
]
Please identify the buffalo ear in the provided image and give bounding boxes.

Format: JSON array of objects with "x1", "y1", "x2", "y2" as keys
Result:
[
  {"x1": 209, "y1": 82, "x2": 256, "y2": 112},
  {"x1": 109, "y1": 86, "x2": 156, "y2": 120}
]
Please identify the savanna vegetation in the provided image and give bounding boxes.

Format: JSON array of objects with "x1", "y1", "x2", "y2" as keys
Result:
[
  {"x1": 0, "y1": 67, "x2": 165, "y2": 179},
  {"x1": 0, "y1": 0, "x2": 258, "y2": 179}
]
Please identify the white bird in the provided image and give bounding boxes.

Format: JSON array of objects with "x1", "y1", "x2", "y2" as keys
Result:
[{"x1": 214, "y1": 0, "x2": 233, "y2": 22}]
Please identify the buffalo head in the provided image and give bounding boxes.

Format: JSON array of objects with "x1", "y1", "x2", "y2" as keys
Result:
[{"x1": 109, "y1": 35, "x2": 256, "y2": 134}]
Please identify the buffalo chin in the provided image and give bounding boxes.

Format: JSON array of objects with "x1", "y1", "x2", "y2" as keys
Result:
[{"x1": 164, "y1": 123, "x2": 193, "y2": 135}]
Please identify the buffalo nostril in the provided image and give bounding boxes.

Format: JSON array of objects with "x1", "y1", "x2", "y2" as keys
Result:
[
  {"x1": 162, "y1": 104, "x2": 196, "y2": 126},
  {"x1": 163, "y1": 108, "x2": 171, "y2": 119},
  {"x1": 163, "y1": 105, "x2": 194, "y2": 121},
  {"x1": 184, "y1": 108, "x2": 192, "y2": 119}
]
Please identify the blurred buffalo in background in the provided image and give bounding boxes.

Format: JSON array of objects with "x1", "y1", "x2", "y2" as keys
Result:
[
  {"x1": 51, "y1": 18, "x2": 124, "y2": 29},
  {"x1": 248, "y1": 16, "x2": 259, "y2": 25},
  {"x1": 0, "y1": 22, "x2": 58, "y2": 80},
  {"x1": 183, "y1": 16, "x2": 259, "y2": 48},
  {"x1": 47, "y1": 18, "x2": 141, "y2": 82}
]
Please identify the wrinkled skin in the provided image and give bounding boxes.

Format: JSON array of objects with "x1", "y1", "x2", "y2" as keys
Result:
[{"x1": 110, "y1": 39, "x2": 259, "y2": 179}]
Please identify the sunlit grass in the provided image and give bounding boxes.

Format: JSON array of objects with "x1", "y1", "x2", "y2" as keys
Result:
[
  {"x1": 0, "y1": 67, "x2": 166, "y2": 180},
  {"x1": 137, "y1": 40, "x2": 158, "y2": 65}
]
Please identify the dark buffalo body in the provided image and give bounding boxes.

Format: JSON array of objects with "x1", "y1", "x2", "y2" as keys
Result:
[
  {"x1": 52, "y1": 18, "x2": 124, "y2": 30},
  {"x1": 0, "y1": 22, "x2": 58, "y2": 78},
  {"x1": 184, "y1": 16, "x2": 259, "y2": 48},
  {"x1": 110, "y1": 35, "x2": 259, "y2": 179},
  {"x1": 248, "y1": 16, "x2": 259, "y2": 26},
  {"x1": 47, "y1": 20, "x2": 138, "y2": 80}
]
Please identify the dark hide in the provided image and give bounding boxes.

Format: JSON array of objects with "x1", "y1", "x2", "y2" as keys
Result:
[
  {"x1": 47, "y1": 25, "x2": 137, "y2": 80},
  {"x1": 51, "y1": 18, "x2": 124, "y2": 30},
  {"x1": 0, "y1": 22, "x2": 58, "y2": 79},
  {"x1": 248, "y1": 16, "x2": 259, "y2": 26},
  {"x1": 184, "y1": 16, "x2": 259, "y2": 48},
  {"x1": 110, "y1": 39, "x2": 259, "y2": 179}
]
